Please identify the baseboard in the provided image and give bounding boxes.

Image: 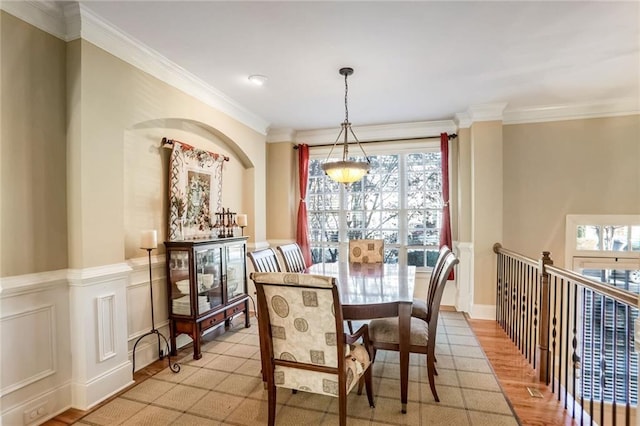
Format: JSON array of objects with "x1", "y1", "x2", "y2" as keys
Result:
[
  {"x1": 469, "y1": 304, "x2": 496, "y2": 320},
  {"x1": 71, "y1": 361, "x2": 133, "y2": 410},
  {"x1": 1, "y1": 382, "x2": 72, "y2": 426}
]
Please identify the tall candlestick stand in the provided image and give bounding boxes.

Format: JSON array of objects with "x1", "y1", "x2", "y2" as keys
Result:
[{"x1": 132, "y1": 235, "x2": 180, "y2": 374}]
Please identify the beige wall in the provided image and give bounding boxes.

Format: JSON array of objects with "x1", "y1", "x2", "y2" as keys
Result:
[
  {"x1": 266, "y1": 142, "x2": 297, "y2": 241},
  {"x1": 470, "y1": 121, "x2": 504, "y2": 307},
  {"x1": 456, "y1": 127, "x2": 472, "y2": 242},
  {"x1": 1, "y1": 14, "x2": 268, "y2": 273},
  {"x1": 67, "y1": 40, "x2": 266, "y2": 268},
  {"x1": 1, "y1": 12, "x2": 68, "y2": 276},
  {"x1": 503, "y1": 115, "x2": 640, "y2": 267},
  {"x1": 123, "y1": 124, "x2": 248, "y2": 259}
]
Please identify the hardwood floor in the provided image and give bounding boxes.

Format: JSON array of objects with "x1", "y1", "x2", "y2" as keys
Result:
[{"x1": 468, "y1": 317, "x2": 579, "y2": 426}]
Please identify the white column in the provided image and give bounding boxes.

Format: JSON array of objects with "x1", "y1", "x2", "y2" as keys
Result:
[{"x1": 68, "y1": 264, "x2": 133, "y2": 409}]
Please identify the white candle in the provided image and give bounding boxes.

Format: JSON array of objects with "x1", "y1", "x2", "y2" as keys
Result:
[
  {"x1": 236, "y1": 214, "x2": 247, "y2": 227},
  {"x1": 140, "y1": 230, "x2": 158, "y2": 249}
]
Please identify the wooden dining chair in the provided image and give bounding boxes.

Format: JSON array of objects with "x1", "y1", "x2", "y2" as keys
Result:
[
  {"x1": 348, "y1": 239, "x2": 384, "y2": 263},
  {"x1": 277, "y1": 243, "x2": 307, "y2": 272},
  {"x1": 367, "y1": 251, "x2": 459, "y2": 402},
  {"x1": 247, "y1": 248, "x2": 282, "y2": 385},
  {"x1": 247, "y1": 248, "x2": 281, "y2": 273},
  {"x1": 411, "y1": 245, "x2": 452, "y2": 323},
  {"x1": 250, "y1": 271, "x2": 375, "y2": 426}
]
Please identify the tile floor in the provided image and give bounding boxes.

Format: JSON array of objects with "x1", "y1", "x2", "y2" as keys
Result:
[{"x1": 71, "y1": 312, "x2": 520, "y2": 425}]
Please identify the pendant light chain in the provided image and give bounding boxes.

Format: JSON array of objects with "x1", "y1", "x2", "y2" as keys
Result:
[
  {"x1": 321, "y1": 67, "x2": 371, "y2": 185},
  {"x1": 344, "y1": 70, "x2": 349, "y2": 125},
  {"x1": 342, "y1": 70, "x2": 350, "y2": 161}
]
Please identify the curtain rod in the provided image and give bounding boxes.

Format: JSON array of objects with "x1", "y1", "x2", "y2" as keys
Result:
[
  {"x1": 161, "y1": 137, "x2": 230, "y2": 161},
  {"x1": 293, "y1": 133, "x2": 457, "y2": 149}
]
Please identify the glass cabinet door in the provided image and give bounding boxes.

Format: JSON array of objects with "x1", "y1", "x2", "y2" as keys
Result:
[
  {"x1": 195, "y1": 247, "x2": 223, "y2": 315},
  {"x1": 226, "y1": 243, "x2": 246, "y2": 301},
  {"x1": 168, "y1": 250, "x2": 192, "y2": 316}
]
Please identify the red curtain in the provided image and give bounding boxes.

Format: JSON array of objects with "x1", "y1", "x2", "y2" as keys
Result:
[
  {"x1": 439, "y1": 133, "x2": 454, "y2": 279},
  {"x1": 296, "y1": 144, "x2": 313, "y2": 266}
]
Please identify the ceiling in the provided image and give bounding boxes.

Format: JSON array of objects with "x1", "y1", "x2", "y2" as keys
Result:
[{"x1": 78, "y1": 1, "x2": 639, "y2": 134}]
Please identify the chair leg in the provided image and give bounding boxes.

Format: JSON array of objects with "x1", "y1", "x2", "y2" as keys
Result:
[
  {"x1": 357, "y1": 376, "x2": 364, "y2": 395},
  {"x1": 427, "y1": 358, "x2": 439, "y2": 403},
  {"x1": 364, "y1": 366, "x2": 375, "y2": 408},
  {"x1": 339, "y1": 394, "x2": 347, "y2": 426},
  {"x1": 267, "y1": 384, "x2": 277, "y2": 426},
  {"x1": 347, "y1": 320, "x2": 354, "y2": 334}
]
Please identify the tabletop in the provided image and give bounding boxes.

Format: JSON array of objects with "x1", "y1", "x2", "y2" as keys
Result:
[{"x1": 305, "y1": 262, "x2": 415, "y2": 306}]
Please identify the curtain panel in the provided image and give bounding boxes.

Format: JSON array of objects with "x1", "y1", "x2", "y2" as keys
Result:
[{"x1": 296, "y1": 144, "x2": 313, "y2": 266}]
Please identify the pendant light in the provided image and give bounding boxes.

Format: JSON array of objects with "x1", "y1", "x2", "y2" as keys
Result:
[{"x1": 322, "y1": 67, "x2": 370, "y2": 184}]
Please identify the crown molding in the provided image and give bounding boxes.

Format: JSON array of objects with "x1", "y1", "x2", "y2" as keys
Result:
[
  {"x1": 454, "y1": 112, "x2": 472, "y2": 129},
  {"x1": 503, "y1": 98, "x2": 640, "y2": 125},
  {"x1": 77, "y1": 4, "x2": 270, "y2": 136},
  {"x1": 4, "y1": 2, "x2": 637, "y2": 134},
  {"x1": 293, "y1": 120, "x2": 458, "y2": 145},
  {"x1": 2, "y1": 1, "x2": 270, "y2": 135},
  {"x1": 63, "y1": 1, "x2": 81, "y2": 40},
  {"x1": 454, "y1": 103, "x2": 506, "y2": 128},
  {"x1": 1, "y1": 0, "x2": 68, "y2": 40},
  {"x1": 468, "y1": 103, "x2": 508, "y2": 123},
  {"x1": 266, "y1": 128, "x2": 296, "y2": 143}
]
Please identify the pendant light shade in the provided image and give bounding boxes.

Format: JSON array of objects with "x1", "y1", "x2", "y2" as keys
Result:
[{"x1": 322, "y1": 67, "x2": 370, "y2": 184}]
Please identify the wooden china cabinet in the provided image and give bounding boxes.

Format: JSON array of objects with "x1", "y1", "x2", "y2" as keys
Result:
[{"x1": 164, "y1": 236, "x2": 250, "y2": 359}]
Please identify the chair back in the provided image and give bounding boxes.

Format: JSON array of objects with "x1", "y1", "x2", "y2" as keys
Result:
[
  {"x1": 349, "y1": 239, "x2": 384, "y2": 263},
  {"x1": 425, "y1": 245, "x2": 452, "y2": 323},
  {"x1": 277, "y1": 243, "x2": 307, "y2": 272},
  {"x1": 248, "y1": 248, "x2": 281, "y2": 272},
  {"x1": 427, "y1": 251, "x2": 459, "y2": 336},
  {"x1": 251, "y1": 272, "x2": 349, "y2": 395}
]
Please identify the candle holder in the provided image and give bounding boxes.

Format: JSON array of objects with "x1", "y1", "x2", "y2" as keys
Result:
[
  {"x1": 214, "y1": 208, "x2": 240, "y2": 238},
  {"x1": 132, "y1": 231, "x2": 180, "y2": 374},
  {"x1": 236, "y1": 213, "x2": 248, "y2": 236}
]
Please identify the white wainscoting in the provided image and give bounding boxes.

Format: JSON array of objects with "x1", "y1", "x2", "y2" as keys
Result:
[
  {"x1": 68, "y1": 263, "x2": 134, "y2": 410},
  {"x1": 0, "y1": 271, "x2": 72, "y2": 426}
]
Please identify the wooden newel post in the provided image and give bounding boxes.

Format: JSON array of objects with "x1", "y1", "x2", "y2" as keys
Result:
[{"x1": 537, "y1": 251, "x2": 553, "y2": 383}]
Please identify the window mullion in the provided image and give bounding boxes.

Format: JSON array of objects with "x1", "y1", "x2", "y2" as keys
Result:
[
  {"x1": 339, "y1": 185, "x2": 348, "y2": 262},
  {"x1": 398, "y1": 153, "x2": 407, "y2": 265}
]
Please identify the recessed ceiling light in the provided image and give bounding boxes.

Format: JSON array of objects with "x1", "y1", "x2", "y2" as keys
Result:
[{"x1": 248, "y1": 74, "x2": 268, "y2": 86}]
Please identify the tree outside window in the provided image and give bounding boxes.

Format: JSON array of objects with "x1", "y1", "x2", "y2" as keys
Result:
[{"x1": 308, "y1": 149, "x2": 442, "y2": 267}]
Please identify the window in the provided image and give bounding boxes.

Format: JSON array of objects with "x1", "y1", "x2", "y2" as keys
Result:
[
  {"x1": 308, "y1": 143, "x2": 443, "y2": 268},
  {"x1": 568, "y1": 216, "x2": 640, "y2": 405}
]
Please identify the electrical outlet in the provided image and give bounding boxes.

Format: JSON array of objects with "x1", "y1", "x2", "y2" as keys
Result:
[{"x1": 23, "y1": 401, "x2": 48, "y2": 424}]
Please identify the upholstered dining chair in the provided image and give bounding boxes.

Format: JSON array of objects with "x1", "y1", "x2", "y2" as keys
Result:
[
  {"x1": 411, "y1": 245, "x2": 452, "y2": 323},
  {"x1": 250, "y1": 272, "x2": 375, "y2": 426},
  {"x1": 348, "y1": 239, "x2": 385, "y2": 263},
  {"x1": 247, "y1": 248, "x2": 281, "y2": 273},
  {"x1": 277, "y1": 243, "x2": 307, "y2": 272},
  {"x1": 367, "y1": 251, "x2": 459, "y2": 402}
]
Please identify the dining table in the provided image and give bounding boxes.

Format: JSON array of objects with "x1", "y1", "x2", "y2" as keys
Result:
[{"x1": 304, "y1": 261, "x2": 416, "y2": 413}]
